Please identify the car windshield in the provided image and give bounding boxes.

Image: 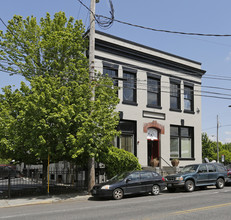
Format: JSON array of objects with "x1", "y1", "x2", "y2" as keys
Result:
[
  {"x1": 109, "y1": 172, "x2": 130, "y2": 181},
  {"x1": 181, "y1": 165, "x2": 199, "y2": 173}
]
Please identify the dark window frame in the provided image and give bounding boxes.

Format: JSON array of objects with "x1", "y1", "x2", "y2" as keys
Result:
[
  {"x1": 170, "y1": 125, "x2": 194, "y2": 160},
  {"x1": 117, "y1": 120, "x2": 137, "y2": 156},
  {"x1": 103, "y1": 64, "x2": 119, "y2": 87},
  {"x1": 184, "y1": 84, "x2": 194, "y2": 114},
  {"x1": 170, "y1": 80, "x2": 181, "y2": 112},
  {"x1": 122, "y1": 70, "x2": 137, "y2": 105},
  {"x1": 146, "y1": 75, "x2": 161, "y2": 109}
]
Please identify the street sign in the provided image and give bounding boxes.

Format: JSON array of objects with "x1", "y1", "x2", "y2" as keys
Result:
[{"x1": 221, "y1": 154, "x2": 225, "y2": 162}]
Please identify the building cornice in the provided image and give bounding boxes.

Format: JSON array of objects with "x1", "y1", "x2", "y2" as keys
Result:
[{"x1": 96, "y1": 37, "x2": 206, "y2": 78}]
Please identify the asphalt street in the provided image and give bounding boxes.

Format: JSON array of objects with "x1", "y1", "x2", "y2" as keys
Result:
[{"x1": 0, "y1": 186, "x2": 231, "y2": 220}]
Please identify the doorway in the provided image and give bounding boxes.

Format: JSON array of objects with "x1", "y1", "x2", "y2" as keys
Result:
[
  {"x1": 147, "y1": 140, "x2": 159, "y2": 166},
  {"x1": 120, "y1": 134, "x2": 134, "y2": 154}
]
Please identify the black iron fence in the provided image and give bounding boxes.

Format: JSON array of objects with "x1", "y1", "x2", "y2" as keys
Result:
[{"x1": 0, "y1": 166, "x2": 88, "y2": 199}]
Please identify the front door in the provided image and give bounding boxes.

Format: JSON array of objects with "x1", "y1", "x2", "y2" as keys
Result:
[{"x1": 147, "y1": 140, "x2": 159, "y2": 166}]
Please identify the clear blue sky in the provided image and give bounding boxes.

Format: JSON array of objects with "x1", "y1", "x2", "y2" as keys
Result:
[{"x1": 1, "y1": 0, "x2": 231, "y2": 143}]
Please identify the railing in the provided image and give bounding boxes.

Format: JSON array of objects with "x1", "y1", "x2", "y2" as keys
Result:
[
  {"x1": 0, "y1": 168, "x2": 89, "y2": 199},
  {"x1": 160, "y1": 156, "x2": 173, "y2": 168},
  {"x1": 159, "y1": 156, "x2": 180, "y2": 176}
]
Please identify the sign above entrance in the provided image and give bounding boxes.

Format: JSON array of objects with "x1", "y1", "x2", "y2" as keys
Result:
[{"x1": 147, "y1": 128, "x2": 158, "y2": 141}]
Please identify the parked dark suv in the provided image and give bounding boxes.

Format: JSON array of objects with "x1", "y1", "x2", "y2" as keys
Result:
[{"x1": 165, "y1": 163, "x2": 227, "y2": 192}]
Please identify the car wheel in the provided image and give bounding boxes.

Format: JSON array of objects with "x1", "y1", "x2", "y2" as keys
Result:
[
  {"x1": 185, "y1": 180, "x2": 195, "y2": 192},
  {"x1": 112, "y1": 188, "x2": 123, "y2": 200},
  {"x1": 151, "y1": 185, "x2": 160, "y2": 196},
  {"x1": 216, "y1": 178, "x2": 225, "y2": 189},
  {"x1": 167, "y1": 187, "x2": 176, "y2": 193}
]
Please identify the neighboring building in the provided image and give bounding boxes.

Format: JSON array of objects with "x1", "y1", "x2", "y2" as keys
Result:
[{"x1": 94, "y1": 31, "x2": 206, "y2": 168}]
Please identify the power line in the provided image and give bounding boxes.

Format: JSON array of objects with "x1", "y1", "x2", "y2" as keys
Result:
[
  {"x1": 1, "y1": 13, "x2": 231, "y2": 99},
  {"x1": 203, "y1": 124, "x2": 231, "y2": 132},
  {"x1": 77, "y1": 0, "x2": 114, "y2": 29},
  {"x1": 2, "y1": 65, "x2": 231, "y2": 101},
  {"x1": 2, "y1": 54, "x2": 231, "y2": 100},
  {"x1": 2, "y1": 14, "x2": 231, "y2": 82},
  {"x1": 77, "y1": 0, "x2": 231, "y2": 37},
  {"x1": 2, "y1": 59, "x2": 231, "y2": 98},
  {"x1": 77, "y1": 1, "x2": 82, "y2": 20},
  {"x1": 109, "y1": 16, "x2": 231, "y2": 37},
  {"x1": 0, "y1": 17, "x2": 41, "y2": 70},
  {"x1": 96, "y1": 0, "x2": 114, "y2": 29}
]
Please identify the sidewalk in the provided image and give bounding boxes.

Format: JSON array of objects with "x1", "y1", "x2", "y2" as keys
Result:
[{"x1": 0, "y1": 192, "x2": 91, "y2": 208}]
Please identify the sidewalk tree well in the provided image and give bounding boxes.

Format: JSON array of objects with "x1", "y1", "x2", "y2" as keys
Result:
[{"x1": 0, "y1": 12, "x2": 120, "y2": 187}]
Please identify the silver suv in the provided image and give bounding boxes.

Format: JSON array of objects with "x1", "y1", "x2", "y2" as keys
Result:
[{"x1": 165, "y1": 163, "x2": 228, "y2": 192}]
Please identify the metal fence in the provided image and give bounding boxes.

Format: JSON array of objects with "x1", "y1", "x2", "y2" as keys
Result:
[{"x1": 0, "y1": 166, "x2": 88, "y2": 199}]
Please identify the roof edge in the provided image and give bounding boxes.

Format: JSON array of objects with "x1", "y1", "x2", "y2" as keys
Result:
[{"x1": 95, "y1": 30, "x2": 203, "y2": 66}]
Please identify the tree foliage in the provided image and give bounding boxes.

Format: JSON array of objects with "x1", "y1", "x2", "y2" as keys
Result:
[
  {"x1": 0, "y1": 158, "x2": 11, "y2": 164},
  {"x1": 202, "y1": 132, "x2": 231, "y2": 164},
  {"x1": 0, "y1": 12, "x2": 120, "y2": 167},
  {"x1": 100, "y1": 146, "x2": 142, "y2": 179},
  {"x1": 0, "y1": 12, "x2": 87, "y2": 79},
  {"x1": 202, "y1": 132, "x2": 217, "y2": 162}
]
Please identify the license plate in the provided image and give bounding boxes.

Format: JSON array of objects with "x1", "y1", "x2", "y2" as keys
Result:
[{"x1": 168, "y1": 184, "x2": 172, "y2": 187}]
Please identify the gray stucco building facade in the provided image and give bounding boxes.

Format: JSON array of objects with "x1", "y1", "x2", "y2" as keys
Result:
[{"x1": 94, "y1": 31, "x2": 206, "y2": 168}]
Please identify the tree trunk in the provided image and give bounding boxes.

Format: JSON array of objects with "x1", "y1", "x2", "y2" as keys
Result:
[{"x1": 88, "y1": 157, "x2": 95, "y2": 193}]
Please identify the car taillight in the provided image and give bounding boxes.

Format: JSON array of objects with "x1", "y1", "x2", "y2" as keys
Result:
[{"x1": 162, "y1": 177, "x2": 165, "y2": 181}]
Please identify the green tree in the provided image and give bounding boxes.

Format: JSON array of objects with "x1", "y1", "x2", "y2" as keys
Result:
[
  {"x1": 202, "y1": 132, "x2": 217, "y2": 162},
  {"x1": 0, "y1": 12, "x2": 87, "y2": 79},
  {"x1": 219, "y1": 143, "x2": 231, "y2": 164},
  {"x1": 0, "y1": 12, "x2": 120, "y2": 188},
  {"x1": 219, "y1": 149, "x2": 231, "y2": 164}
]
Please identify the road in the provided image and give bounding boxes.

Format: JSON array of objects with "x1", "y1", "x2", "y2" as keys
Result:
[{"x1": 0, "y1": 186, "x2": 231, "y2": 220}]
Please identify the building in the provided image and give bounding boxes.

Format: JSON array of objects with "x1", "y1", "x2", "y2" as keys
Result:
[{"x1": 94, "y1": 31, "x2": 206, "y2": 169}]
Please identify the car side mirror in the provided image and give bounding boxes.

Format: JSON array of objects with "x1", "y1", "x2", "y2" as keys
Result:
[{"x1": 126, "y1": 178, "x2": 132, "y2": 183}]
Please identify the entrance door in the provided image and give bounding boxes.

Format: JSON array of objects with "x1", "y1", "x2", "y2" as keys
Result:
[{"x1": 147, "y1": 140, "x2": 159, "y2": 166}]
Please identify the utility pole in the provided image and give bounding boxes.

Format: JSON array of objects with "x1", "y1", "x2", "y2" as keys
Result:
[
  {"x1": 217, "y1": 115, "x2": 219, "y2": 163},
  {"x1": 89, "y1": 0, "x2": 96, "y2": 82},
  {"x1": 88, "y1": 0, "x2": 96, "y2": 193}
]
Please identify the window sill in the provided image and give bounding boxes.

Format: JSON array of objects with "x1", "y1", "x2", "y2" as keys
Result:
[
  {"x1": 122, "y1": 101, "x2": 138, "y2": 106},
  {"x1": 184, "y1": 110, "x2": 195, "y2": 114},
  {"x1": 170, "y1": 158, "x2": 195, "y2": 161},
  {"x1": 169, "y1": 108, "x2": 182, "y2": 113},
  {"x1": 146, "y1": 105, "x2": 162, "y2": 110}
]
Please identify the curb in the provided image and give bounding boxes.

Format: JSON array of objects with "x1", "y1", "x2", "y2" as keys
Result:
[{"x1": 0, "y1": 194, "x2": 91, "y2": 208}]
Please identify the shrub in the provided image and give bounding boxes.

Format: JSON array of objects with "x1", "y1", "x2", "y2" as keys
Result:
[{"x1": 100, "y1": 146, "x2": 142, "y2": 179}]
